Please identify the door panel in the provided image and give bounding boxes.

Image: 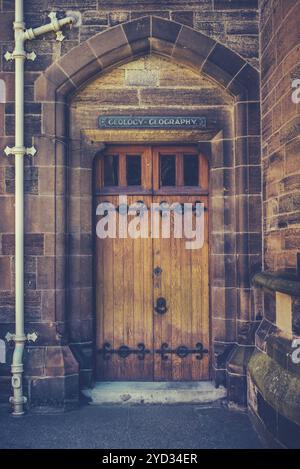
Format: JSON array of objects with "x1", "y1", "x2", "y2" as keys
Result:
[{"x1": 96, "y1": 194, "x2": 154, "y2": 380}]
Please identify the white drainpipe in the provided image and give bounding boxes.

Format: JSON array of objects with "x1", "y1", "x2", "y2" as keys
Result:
[{"x1": 4, "y1": 0, "x2": 76, "y2": 416}]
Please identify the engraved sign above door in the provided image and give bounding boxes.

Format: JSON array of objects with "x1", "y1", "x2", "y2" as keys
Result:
[{"x1": 98, "y1": 115, "x2": 207, "y2": 129}]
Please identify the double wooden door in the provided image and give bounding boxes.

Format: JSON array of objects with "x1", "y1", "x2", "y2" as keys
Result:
[{"x1": 94, "y1": 145, "x2": 209, "y2": 381}]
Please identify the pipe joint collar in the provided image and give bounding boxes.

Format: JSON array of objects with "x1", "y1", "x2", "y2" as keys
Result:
[
  {"x1": 24, "y1": 28, "x2": 35, "y2": 40},
  {"x1": 14, "y1": 335, "x2": 27, "y2": 344},
  {"x1": 9, "y1": 395, "x2": 27, "y2": 405},
  {"x1": 13, "y1": 21, "x2": 25, "y2": 31},
  {"x1": 13, "y1": 51, "x2": 27, "y2": 60}
]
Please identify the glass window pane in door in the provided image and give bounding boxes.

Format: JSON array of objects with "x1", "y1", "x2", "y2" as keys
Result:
[
  {"x1": 160, "y1": 155, "x2": 176, "y2": 186},
  {"x1": 104, "y1": 155, "x2": 119, "y2": 186},
  {"x1": 184, "y1": 154, "x2": 199, "y2": 186},
  {"x1": 126, "y1": 155, "x2": 141, "y2": 186}
]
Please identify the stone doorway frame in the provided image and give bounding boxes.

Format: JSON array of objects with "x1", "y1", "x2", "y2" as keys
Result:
[{"x1": 33, "y1": 16, "x2": 262, "y2": 405}]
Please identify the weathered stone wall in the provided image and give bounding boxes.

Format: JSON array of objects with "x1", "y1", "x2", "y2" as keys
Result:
[
  {"x1": 0, "y1": 1, "x2": 260, "y2": 407},
  {"x1": 0, "y1": 1, "x2": 259, "y2": 66},
  {"x1": 247, "y1": 0, "x2": 300, "y2": 448},
  {"x1": 260, "y1": 0, "x2": 300, "y2": 272}
]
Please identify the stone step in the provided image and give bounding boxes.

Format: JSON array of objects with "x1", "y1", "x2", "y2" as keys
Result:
[{"x1": 82, "y1": 381, "x2": 227, "y2": 405}]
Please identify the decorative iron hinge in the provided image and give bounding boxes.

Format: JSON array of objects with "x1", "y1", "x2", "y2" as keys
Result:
[
  {"x1": 98, "y1": 342, "x2": 208, "y2": 361},
  {"x1": 98, "y1": 342, "x2": 151, "y2": 361},
  {"x1": 155, "y1": 342, "x2": 208, "y2": 361}
]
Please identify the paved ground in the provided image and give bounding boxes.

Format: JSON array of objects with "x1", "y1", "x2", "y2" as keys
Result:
[{"x1": 0, "y1": 403, "x2": 264, "y2": 449}]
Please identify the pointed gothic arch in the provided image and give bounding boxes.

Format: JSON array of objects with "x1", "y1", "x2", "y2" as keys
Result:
[{"x1": 35, "y1": 15, "x2": 259, "y2": 106}]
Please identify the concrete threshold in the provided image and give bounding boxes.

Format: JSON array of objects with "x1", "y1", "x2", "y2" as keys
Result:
[{"x1": 82, "y1": 381, "x2": 227, "y2": 405}]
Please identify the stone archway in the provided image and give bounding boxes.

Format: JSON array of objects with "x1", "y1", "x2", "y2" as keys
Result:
[
  {"x1": 32, "y1": 16, "x2": 261, "y2": 405},
  {"x1": 35, "y1": 16, "x2": 259, "y2": 102}
]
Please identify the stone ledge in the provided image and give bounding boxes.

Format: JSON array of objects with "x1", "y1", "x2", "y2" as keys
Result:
[
  {"x1": 252, "y1": 271, "x2": 300, "y2": 297},
  {"x1": 83, "y1": 381, "x2": 227, "y2": 405},
  {"x1": 266, "y1": 331, "x2": 300, "y2": 379},
  {"x1": 248, "y1": 350, "x2": 300, "y2": 426}
]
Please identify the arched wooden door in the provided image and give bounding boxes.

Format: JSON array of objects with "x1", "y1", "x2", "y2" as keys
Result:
[{"x1": 94, "y1": 145, "x2": 209, "y2": 381}]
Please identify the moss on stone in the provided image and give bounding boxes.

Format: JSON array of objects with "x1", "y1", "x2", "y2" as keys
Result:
[{"x1": 248, "y1": 351, "x2": 300, "y2": 425}]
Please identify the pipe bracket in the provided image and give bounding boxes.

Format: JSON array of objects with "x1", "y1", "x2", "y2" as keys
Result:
[
  {"x1": 4, "y1": 146, "x2": 37, "y2": 157},
  {"x1": 5, "y1": 333, "x2": 26, "y2": 344},
  {"x1": 48, "y1": 12, "x2": 66, "y2": 42},
  {"x1": 26, "y1": 51, "x2": 37, "y2": 61},
  {"x1": 5, "y1": 332, "x2": 15, "y2": 343},
  {"x1": 55, "y1": 30, "x2": 66, "y2": 42},
  {"x1": 4, "y1": 51, "x2": 14, "y2": 61},
  {"x1": 24, "y1": 12, "x2": 75, "y2": 42},
  {"x1": 5, "y1": 332, "x2": 38, "y2": 343},
  {"x1": 27, "y1": 332, "x2": 38, "y2": 343},
  {"x1": 4, "y1": 146, "x2": 23, "y2": 156},
  {"x1": 26, "y1": 146, "x2": 37, "y2": 157},
  {"x1": 4, "y1": 50, "x2": 30, "y2": 61},
  {"x1": 48, "y1": 12, "x2": 60, "y2": 31}
]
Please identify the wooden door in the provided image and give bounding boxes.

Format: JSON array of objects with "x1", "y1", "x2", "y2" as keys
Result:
[
  {"x1": 95, "y1": 147, "x2": 154, "y2": 380},
  {"x1": 94, "y1": 145, "x2": 209, "y2": 381}
]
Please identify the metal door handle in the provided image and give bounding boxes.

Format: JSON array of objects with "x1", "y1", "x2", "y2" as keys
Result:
[{"x1": 155, "y1": 297, "x2": 168, "y2": 315}]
